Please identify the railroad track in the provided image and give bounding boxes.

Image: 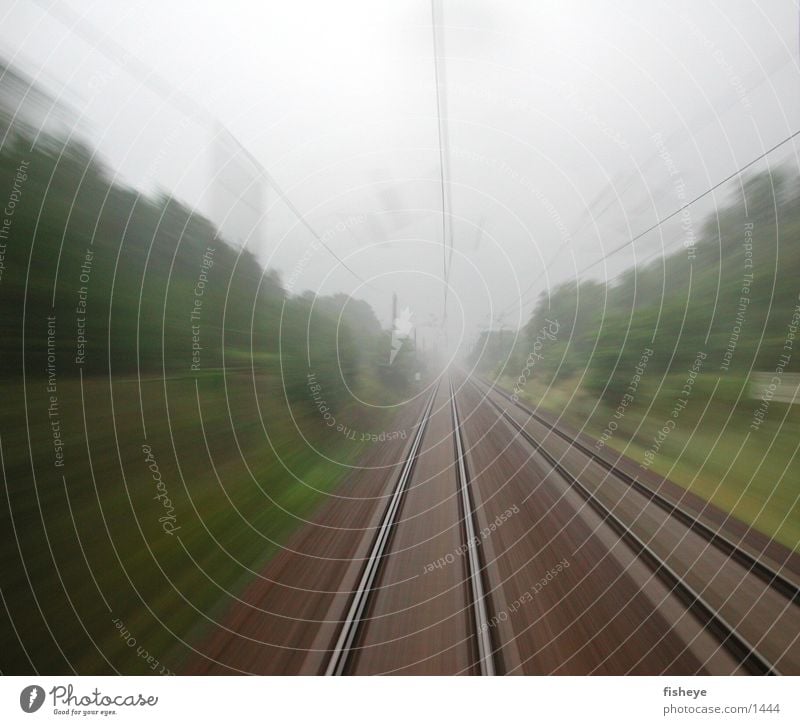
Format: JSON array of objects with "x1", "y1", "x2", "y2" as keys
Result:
[
  {"x1": 449, "y1": 376, "x2": 496, "y2": 675},
  {"x1": 473, "y1": 376, "x2": 800, "y2": 605},
  {"x1": 325, "y1": 378, "x2": 497, "y2": 675},
  {"x1": 468, "y1": 376, "x2": 782, "y2": 675}
]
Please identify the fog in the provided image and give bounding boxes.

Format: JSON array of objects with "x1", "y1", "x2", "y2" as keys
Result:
[
  {"x1": 2, "y1": 0, "x2": 798, "y2": 356},
  {"x1": 4, "y1": 0, "x2": 800, "y2": 681}
]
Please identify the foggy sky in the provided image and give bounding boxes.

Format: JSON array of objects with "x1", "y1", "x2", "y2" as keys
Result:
[{"x1": 1, "y1": 0, "x2": 798, "y2": 358}]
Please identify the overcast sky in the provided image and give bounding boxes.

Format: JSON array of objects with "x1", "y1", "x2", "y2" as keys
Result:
[{"x1": 2, "y1": 0, "x2": 799, "y2": 358}]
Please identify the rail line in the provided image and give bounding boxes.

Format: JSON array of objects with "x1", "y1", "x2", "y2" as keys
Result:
[
  {"x1": 324, "y1": 382, "x2": 439, "y2": 675},
  {"x1": 449, "y1": 376, "x2": 497, "y2": 675},
  {"x1": 474, "y1": 376, "x2": 800, "y2": 605},
  {"x1": 325, "y1": 379, "x2": 497, "y2": 675},
  {"x1": 470, "y1": 377, "x2": 780, "y2": 675}
]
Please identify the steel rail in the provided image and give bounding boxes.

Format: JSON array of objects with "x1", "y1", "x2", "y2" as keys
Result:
[
  {"x1": 325, "y1": 382, "x2": 439, "y2": 675},
  {"x1": 474, "y1": 381, "x2": 778, "y2": 675},
  {"x1": 474, "y1": 376, "x2": 800, "y2": 605},
  {"x1": 449, "y1": 377, "x2": 497, "y2": 675}
]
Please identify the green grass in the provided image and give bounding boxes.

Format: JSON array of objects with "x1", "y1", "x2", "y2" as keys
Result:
[
  {"x1": 494, "y1": 372, "x2": 800, "y2": 551},
  {"x1": 0, "y1": 370, "x2": 401, "y2": 674}
]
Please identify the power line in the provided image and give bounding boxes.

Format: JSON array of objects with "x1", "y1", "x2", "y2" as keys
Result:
[
  {"x1": 431, "y1": 0, "x2": 452, "y2": 323},
  {"x1": 219, "y1": 132, "x2": 378, "y2": 289},
  {"x1": 498, "y1": 127, "x2": 800, "y2": 319},
  {"x1": 576, "y1": 128, "x2": 800, "y2": 275}
]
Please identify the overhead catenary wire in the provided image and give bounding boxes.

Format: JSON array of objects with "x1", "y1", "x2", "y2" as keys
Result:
[
  {"x1": 496, "y1": 127, "x2": 800, "y2": 320},
  {"x1": 575, "y1": 128, "x2": 800, "y2": 276},
  {"x1": 431, "y1": 0, "x2": 453, "y2": 324},
  {"x1": 226, "y1": 133, "x2": 377, "y2": 290}
]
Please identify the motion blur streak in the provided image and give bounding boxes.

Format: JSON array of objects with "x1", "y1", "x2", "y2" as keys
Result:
[{"x1": 0, "y1": 1, "x2": 798, "y2": 676}]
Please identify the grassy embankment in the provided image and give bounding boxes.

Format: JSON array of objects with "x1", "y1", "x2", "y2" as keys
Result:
[
  {"x1": 492, "y1": 370, "x2": 800, "y2": 551},
  {"x1": 1, "y1": 366, "x2": 409, "y2": 674}
]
